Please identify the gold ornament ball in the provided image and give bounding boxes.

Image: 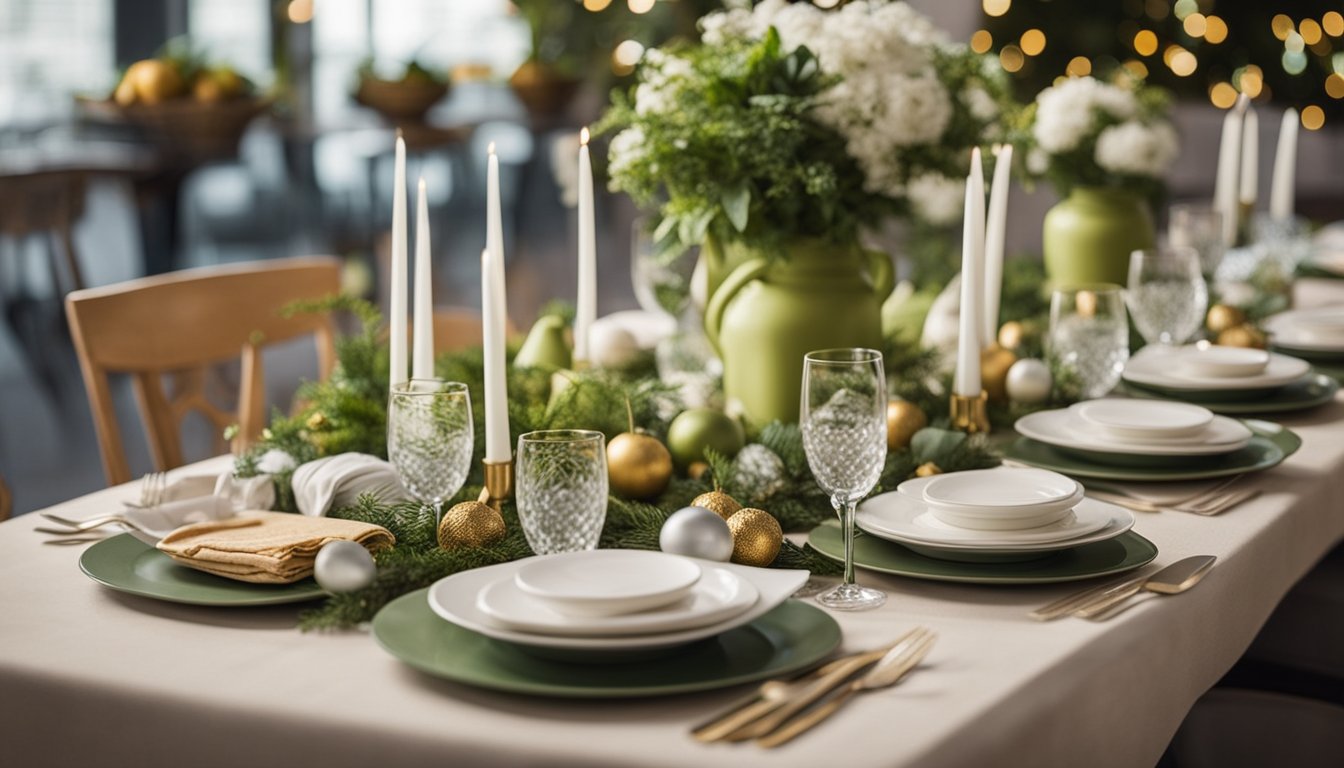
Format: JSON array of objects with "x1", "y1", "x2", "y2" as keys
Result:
[
  {"x1": 726, "y1": 508, "x2": 783, "y2": 567},
  {"x1": 1217, "y1": 323, "x2": 1267, "y2": 350},
  {"x1": 606, "y1": 432, "x2": 674, "y2": 499},
  {"x1": 997, "y1": 321, "x2": 1026, "y2": 351},
  {"x1": 691, "y1": 490, "x2": 742, "y2": 521},
  {"x1": 437, "y1": 501, "x2": 507, "y2": 550},
  {"x1": 915, "y1": 462, "x2": 942, "y2": 477},
  {"x1": 885, "y1": 400, "x2": 927, "y2": 451},
  {"x1": 980, "y1": 344, "x2": 1020, "y2": 403},
  {"x1": 1206, "y1": 304, "x2": 1246, "y2": 334},
  {"x1": 305, "y1": 411, "x2": 327, "y2": 431},
  {"x1": 687, "y1": 461, "x2": 710, "y2": 481}
]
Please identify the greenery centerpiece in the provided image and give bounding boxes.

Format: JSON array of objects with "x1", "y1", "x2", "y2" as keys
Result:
[
  {"x1": 598, "y1": 0, "x2": 1011, "y2": 428},
  {"x1": 1021, "y1": 73, "x2": 1177, "y2": 288}
]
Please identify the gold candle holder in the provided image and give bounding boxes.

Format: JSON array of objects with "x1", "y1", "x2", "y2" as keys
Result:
[
  {"x1": 950, "y1": 390, "x2": 990, "y2": 435},
  {"x1": 477, "y1": 458, "x2": 515, "y2": 510}
]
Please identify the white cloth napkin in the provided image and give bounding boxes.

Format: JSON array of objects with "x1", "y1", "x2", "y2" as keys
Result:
[
  {"x1": 126, "y1": 494, "x2": 235, "y2": 546},
  {"x1": 290, "y1": 453, "x2": 409, "y2": 517}
]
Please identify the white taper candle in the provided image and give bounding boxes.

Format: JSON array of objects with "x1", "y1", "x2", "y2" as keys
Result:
[
  {"x1": 412, "y1": 177, "x2": 435, "y2": 380},
  {"x1": 575, "y1": 127, "x2": 597, "y2": 364},
  {"x1": 982, "y1": 144, "x2": 1012, "y2": 348},
  {"x1": 389, "y1": 134, "x2": 409, "y2": 390},
  {"x1": 954, "y1": 148, "x2": 985, "y2": 398},
  {"x1": 1213, "y1": 95, "x2": 1247, "y2": 247},
  {"x1": 1269, "y1": 108, "x2": 1298, "y2": 220},
  {"x1": 481, "y1": 248, "x2": 510, "y2": 463},
  {"x1": 1239, "y1": 106, "x2": 1258, "y2": 207}
]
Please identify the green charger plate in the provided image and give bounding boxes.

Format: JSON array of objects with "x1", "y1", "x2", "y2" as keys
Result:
[
  {"x1": 79, "y1": 533, "x2": 326, "y2": 606},
  {"x1": 808, "y1": 521, "x2": 1157, "y2": 584},
  {"x1": 1002, "y1": 420, "x2": 1301, "y2": 482},
  {"x1": 1120, "y1": 373, "x2": 1338, "y2": 414},
  {"x1": 372, "y1": 589, "x2": 841, "y2": 698}
]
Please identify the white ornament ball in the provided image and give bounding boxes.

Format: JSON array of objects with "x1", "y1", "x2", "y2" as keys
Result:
[
  {"x1": 1006, "y1": 358, "x2": 1053, "y2": 405},
  {"x1": 660, "y1": 506, "x2": 734, "y2": 562},
  {"x1": 588, "y1": 324, "x2": 641, "y2": 369},
  {"x1": 314, "y1": 540, "x2": 377, "y2": 593}
]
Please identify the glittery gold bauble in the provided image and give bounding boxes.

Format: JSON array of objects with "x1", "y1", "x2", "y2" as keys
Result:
[
  {"x1": 915, "y1": 462, "x2": 942, "y2": 477},
  {"x1": 606, "y1": 432, "x2": 674, "y2": 499},
  {"x1": 691, "y1": 490, "x2": 742, "y2": 521},
  {"x1": 687, "y1": 461, "x2": 710, "y2": 481},
  {"x1": 1217, "y1": 323, "x2": 1267, "y2": 350},
  {"x1": 997, "y1": 321, "x2": 1026, "y2": 351},
  {"x1": 885, "y1": 400, "x2": 927, "y2": 451},
  {"x1": 1206, "y1": 304, "x2": 1246, "y2": 334},
  {"x1": 305, "y1": 412, "x2": 327, "y2": 430},
  {"x1": 980, "y1": 344, "x2": 1019, "y2": 403},
  {"x1": 437, "y1": 501, "x2": 506, "y2": 550},
  {"x1": 726, "y1": 508, "x2": 783, "y2": 567}
]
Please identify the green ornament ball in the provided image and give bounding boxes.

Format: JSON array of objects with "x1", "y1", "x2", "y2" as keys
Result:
[{"x1": 666, "y1": 408, "x2": 745, "y2": 469}]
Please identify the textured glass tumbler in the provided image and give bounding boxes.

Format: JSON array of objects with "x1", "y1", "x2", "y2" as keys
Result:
[
  {"x1": 1168, "y1": 203, "x2": 1225, "y2": 277},
  {"x1": 516, "y1": 430, "x2": 609, "y2": 554},
  {"x1": 801, "y1": 348, "x2": 888, "y2": 611},
  {"x1": 387, "y1": 380, "x2": 473, "y2": 525},
  {"x1": 1049, "y1": 286, "x2": 1130, "y2": 400}
]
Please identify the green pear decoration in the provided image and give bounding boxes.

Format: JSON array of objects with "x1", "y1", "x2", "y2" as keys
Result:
[{"x1": 514, "y1": 315, "x2": 571, "y2": 370}]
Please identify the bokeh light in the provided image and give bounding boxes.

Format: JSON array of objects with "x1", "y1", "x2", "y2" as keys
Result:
[
  {"x1": 1183, "y1": 13, "x2": 1207, "y2": 38},
  {"x1": 1134, "y1": 30, "x2": 1158, "y2": 56},
  {"x1": 1326, "y1": 73, "x2": 1344, "y2": 99},
  {"x1": 1272, "y1": 14, "x2": 1294, "y2": 41},
  {"x1": 1066, "y1": 56, "x2": 1092, "y2": 77},
  {"x1": 1301, "y1": 105, "x2": 1325, "y2": 130},
  {"x1": 1300, "y1": 19, "x2": 1324, "y2": 46},
  {"x1": 583, "y1": 0, "x2": 613, "y2": 11},
  {"x1": 1000, "y1": 44, "x2": 1025, "y2": 73},
  {"x1": 612, "y1": 39, "x2": 645, "y2": 76},
  {"x1": 1209, "y1": 82, "x2": 1238, "y2": 108},
  {"x1": 627, "y1": 0, "x2": 655, "y2": 14},
  {"x1": 1020, "y1": 29, "x2": 1046, "y2": 56},
  {"x1": 1325, "y1": 12, "x2": 1344, "y2": 38},
  {"x1": 1204, "y1": 16, "x2": 1228, "y2": 44},
  {"x1": 971, "y1": 30, "x2": 993, "y2": 54},
  {"x1": 1169, "y1": 50, "x2": 1197, "y2": 77},
  {"x1": 1122, "y1": 59, "x2": 1149, "y2": 79},
  {"x1": 983, "y1": 0, "x2": 1011, "y2": 18}
]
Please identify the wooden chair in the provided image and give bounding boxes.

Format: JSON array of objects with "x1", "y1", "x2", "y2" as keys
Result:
[
  {"x1": 0, "y1": 471, "x2": 11, "y2": 521},
  {"x1": 65, "y1": 256, "x2": 342, "y2": 486},
  {"x1": 430, "y1": 306, "x2": 517, "y2": 354}
]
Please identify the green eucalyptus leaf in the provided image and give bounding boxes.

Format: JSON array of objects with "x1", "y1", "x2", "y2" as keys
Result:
[
  {"x1": 910, "y1": 427, "x2": 967, "y2": 463},
  {"x1": 722, "y1": 184, "x2": 751, "y2": 232}
]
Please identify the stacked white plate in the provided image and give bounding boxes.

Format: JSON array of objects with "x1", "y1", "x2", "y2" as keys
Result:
[
  {"x1": 855, "y1": 467, "x2": 1135, "y2": 562},
  {"x1": 1015, "y1": 400, "x2": 1254, "y2": 459},
  {"x1": 1122, "y1": 344, "x2": 1312, "y2": 393},
  {"x1": 1264, "y1": 307, "x2": 1344, "y2": 355},
  {"x1": 426, "y1": 549, "x2": 807, "y2": 652}
]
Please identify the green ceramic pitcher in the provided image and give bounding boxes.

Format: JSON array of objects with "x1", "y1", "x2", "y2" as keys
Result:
[
  {"x1": 705, "y1": 239, "x2": 893, "y2": 430},
  {"x1": 1042, "y1": 187, "x2": 1155, "y2": 289}
]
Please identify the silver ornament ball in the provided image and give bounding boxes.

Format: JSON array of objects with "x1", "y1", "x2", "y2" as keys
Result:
[
  {"x1": 660, "y1": 506, "x2": 734, "y2": 562},
  {"x1": 1006, "y1": 358, "x2": 1053, "y2": 405},
  {"x1": 731, "y1": 444, "x2": 787, "y2": 504},
  {"x1": 314, "y1": 540, "x2": 377, "y2": 593}
]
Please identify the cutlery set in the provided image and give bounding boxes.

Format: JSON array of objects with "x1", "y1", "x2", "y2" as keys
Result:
[
  {"x1": 1030, "y1": 555, "x2": 1217, "y2": 622},
  {"x1": 693, "y1": 627, "x2": 937, "y2": 748}
]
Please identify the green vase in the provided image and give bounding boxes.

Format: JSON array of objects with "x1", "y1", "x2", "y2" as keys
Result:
[
  {"x1": 704, "y1": 239, "x2": 893, "y2": 430},
  {"x1": 1042, "y1": 187, "x2": 1155, "y2": 289}
]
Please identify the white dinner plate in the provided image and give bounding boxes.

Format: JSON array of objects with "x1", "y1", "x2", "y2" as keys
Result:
[
  {"x1": 477, "y1": 564, "x2": 758, "y2": 637},
  {"x1": 1264, "y1": 309, "x2": 1344, "y2": 353},
  {"x1": 1176, "y1": 346, "x2": 1270, "y2": 378},
  {"x1": 513, "y1": 550, "x2": 702, "y2": 617},
  {"x1": 1016, "y1": 409, "x2": 1253, "y2": 456},
  {"x1": 427, "y1": 559, "x2": 807, "y2": 651},
  {"x1": 1070, "y1": 399, "x2": 1213, "y2": 440},
  {"x1": 856, "y1": 491, "x2": 1132, "y2": 549},
  {"x1": 1122, "y1": 345, "x2": 1311, "y2": 391}
]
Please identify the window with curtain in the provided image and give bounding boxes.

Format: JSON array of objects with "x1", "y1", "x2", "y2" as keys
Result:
[{"x1": 0, "y1": 0, "x2": 114, "y2": 126}]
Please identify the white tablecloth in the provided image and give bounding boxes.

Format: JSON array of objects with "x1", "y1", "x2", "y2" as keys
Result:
[{"x1": 3, "y1": 282, "x2": 1343, "y2": 768}]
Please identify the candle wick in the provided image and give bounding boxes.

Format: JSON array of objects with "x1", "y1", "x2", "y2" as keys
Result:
[{"x1": 580, "y1": 127, "x2": 590, "y2": 146}]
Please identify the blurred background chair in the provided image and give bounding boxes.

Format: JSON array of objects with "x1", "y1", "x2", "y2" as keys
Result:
[
  {"x1": 64, "y1": 256, "x2": 341, "y2": 486},
  {"x1": 0, "y1": 471, "x2": 11, "y2": 521},
  {"x1": 430, "y1": 306, "x2": 518, "y2": 354}
]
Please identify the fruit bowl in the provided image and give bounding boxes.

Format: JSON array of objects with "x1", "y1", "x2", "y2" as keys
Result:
[
  {"x1": 78, "y1": 96, "x2": 270, "y2": 159},
  {"x1": 355, "y1": 76, "x2": 449, "y2": 123}
]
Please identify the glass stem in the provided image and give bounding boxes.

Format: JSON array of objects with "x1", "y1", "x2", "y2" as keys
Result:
[{"x1": 838, "y1": 495, "x2": 857, "y2": 587}]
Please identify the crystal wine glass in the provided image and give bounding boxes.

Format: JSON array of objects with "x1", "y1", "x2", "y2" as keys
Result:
[
  {"x1": 387, "y1": 380, "x2": 473, "y2": 526},
  {"x1": 1168, "y1": 203, "x2": 1225, "y2": 278},
  {"x1": 1126, "y1": 246, "x2": 1208, "y2": 346},
  {"x1": 1049, "y1": 286, "x2": 1130, "y2": 400},
  {"x1": 516, "y1": 430, "x2": 608, "y2": 554},
  {"x1": 801, "y1": 348, "x2": 888, "y2": 611}
]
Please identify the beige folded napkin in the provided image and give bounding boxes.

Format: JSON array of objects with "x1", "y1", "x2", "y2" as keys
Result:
[{"x1": 156, "y1": 511, "x2": 394, "y2": 584}]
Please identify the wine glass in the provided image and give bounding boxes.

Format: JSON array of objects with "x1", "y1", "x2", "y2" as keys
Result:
[
  {"x1": 516, "y1": 430, "x2": 608, "y2": 554},
  {"x1": 1049, "y1": 286, "x2": 1129, "y2": 400},
  {"x1": 1126, "y1": 246, "x2": 1208, "y2": 346},
  {"x1": 800, "y1": 348, "x2": 888, "y2": 611},
  {"x1": 1168, "y1": 203, "x2": 1225, "y2": 278},
  {"x1": 387, "y1": 380, "x2": 473, "y2": 526}
]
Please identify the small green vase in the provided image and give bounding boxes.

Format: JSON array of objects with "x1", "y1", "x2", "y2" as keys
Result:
[
  {"x1": 1042, "y1": 187, "x2": 1155, "y2": 289},
  {"x1": 704, "y1": 239, "x2": 893, "y2": 430}
]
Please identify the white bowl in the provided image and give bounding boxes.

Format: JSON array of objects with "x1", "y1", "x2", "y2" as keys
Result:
[
  {"x1": 513, "y1": 550, "x2": 702, "y2": 618},
  {"x1": 908, "y1": 469, "x2": 1084, "y2": 532},
  {"x1": 929, "y1": 505, "x2": 1076, "y2": 532},
  {"x1": 1179, "y1": 345, "x2": 1271, "y2": 378},
  {"x1": 1071, "y1": 400, "x2": 1213, "y2": 440}
]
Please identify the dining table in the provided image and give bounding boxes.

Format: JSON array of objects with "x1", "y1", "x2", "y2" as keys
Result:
[{"x1": 2, "y1": 282, "x2": 1343, "y2": 768}]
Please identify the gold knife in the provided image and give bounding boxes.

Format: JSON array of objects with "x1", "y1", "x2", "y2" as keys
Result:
[{"x1": 1074, "y1": 555, "x2": 1216, "y2": 620}]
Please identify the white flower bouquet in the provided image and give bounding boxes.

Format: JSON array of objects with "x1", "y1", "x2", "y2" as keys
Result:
[{"x1": 1024, "y1": 74, "x2": 1178, "y2": 196}]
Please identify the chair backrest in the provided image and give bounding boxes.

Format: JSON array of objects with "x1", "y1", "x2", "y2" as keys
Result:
[
  {"x1": 0, "y1": 471, "x2": 11, "y2": 521},
  {"x1": 429, "y1": 306, "x2": 518, "y2": 354},
  {"x1": 65, "y1": 256, "x2": 342, "y2": 486}
]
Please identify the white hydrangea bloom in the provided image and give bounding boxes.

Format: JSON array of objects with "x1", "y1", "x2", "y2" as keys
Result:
[
  {"x1": 634, "y1": 49, "x2": 692, "y2": 116},
  {"x1": 1026, "y1": 148, "x2": 1049, "y2": 175},
  {"x1": 1033, "y1": 76, "x2": 1138, "y2": 153},
  {"x1": 963, "y1": 86, "x2": 998, "y2": 122},
  {"x1": 908, "y1": 173, "x2": 966, "y2": 225},
  {"x1": 1094, "y1": 120, "x2": 1179, "y2": 178},
  {"x1": 607, "y1": 128, "x2": 646, "y2": 187}
]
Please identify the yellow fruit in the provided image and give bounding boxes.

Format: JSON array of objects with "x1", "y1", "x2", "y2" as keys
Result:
[
  {"x1": 113, "y1": 77, "x2": 137, "y2": 106},
  {"x1": 126, "y1": 60, "x2": 185, "y2": 105},
  {"x1": 193, "y1": 76, "x2": 225, "y2": 103},
  {"x1": 210, "y1": 67, "x2": 244, "y2": 97}
]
